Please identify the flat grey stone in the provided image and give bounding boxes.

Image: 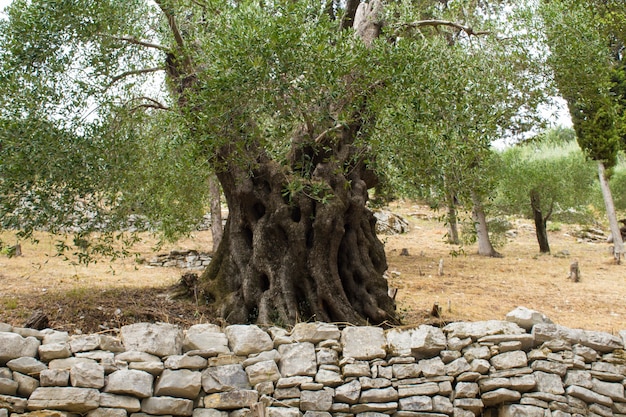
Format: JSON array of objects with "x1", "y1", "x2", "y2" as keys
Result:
[
  {"x1": 566, "y1": 384, "x2": 613, "y2": 407},
  {"x1": 335, "y1": 379, "x2": 362, "y2": 404},
  {"x1": 386, "y1": 326, "x2": 446, "y2": 359},
  {"x1": 225, "y1": 325, "x2": 273, "y2": 356},
  {"x1": 505, "y1": 307, "x2": 553, "y2": 331},
  {"x1": 141, "y1": 396, "x2": 193, "y2": 416},
  {"x1": 399, "y1": 395, "x2": 432, "y2": 412},
  {"x1": 184, "y1": 324, "x2": 230, "y2": 354},
  {"x1": 99, "y1": 392, "x2": 141, "y2": 412},
  {"x1": 278, "y1": 342, "x2": 317, "y2": 377},
  {"x1": 0, "y1": 333, "x2": 39, "y2": 365},
  {"x1": 70, "y1": 360, "x2": 105, "y2": 389},
  {"x1": 342, "y1": 327, "x2": 386, "y2": 360},
  {"x1": 291, "y1": 322, "x2": 340, "y2": 343},
  {"x1": 202, "y1": 389, "x2": 259, "y2": 410},
  {"x1": 443, "y1": 321, "x2": 525, "y2": 340},
  {"x1": 481, "y1": 388, "x2": 521, "y2": 406},
  {"x1": 499, "y1": 404, "x2": 546, "y2": 417},
  {"x1": 490, "y1": 351, "x2": 527, "y2": 370},
  {"x1": 121, "y1": 323, "x2": 183, "y2": 357},
  {"x1": 201, "y1": 364, "x2": 250, "y2": 393},
  {"x1": 359, "y1": 387, "x2": 399, "y2": 403},
  {"x1": 27, "y1": 387, "x2": 100, "y2": 413},
  {"x1": 104, "y1": 369, "x2": 153, "y2": 398},
  {"x1": 246, "y1": 359, "x2": 281, "y2": 385},
  {"x1": 154, "y1": 369, "x2": 202, "y2": 399},
  {"x1": 6, "y1": 357, "x2": 47, "y2": 376},
  {"x1": 534, "y1": 371, "x2": 564, "y2": 395},
  {"x1": 301, "y1": 388, "x2": 334, "y2": 411}
]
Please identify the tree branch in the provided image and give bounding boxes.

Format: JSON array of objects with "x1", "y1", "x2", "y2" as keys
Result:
[
  {"x1": 109, "y1": 67, "x2": 165, "y2": 85},
  {"x1": 127, "y1": 96, "x2": 171, "y2": 112},
  {"x1": 98, "y1": 34, "x2": 170, "y2": 52},
  {"x1": 397, "y1": 19, "x2": 491, "y2": 37}
]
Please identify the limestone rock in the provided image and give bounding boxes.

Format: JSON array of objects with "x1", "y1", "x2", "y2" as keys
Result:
[
  {"x1": 386, "y1": 326, "x2": 447, "y2": 359},
  {"x1": 40, "y1": 369, "x2": 70, "y2": 387},
  {"x1": 27, "y1": 387, "x2": 100, "y2": 413},
  {"x1": 183, "y1": 324, "x2": 230, "y2": 355},
  {"x1": 201, "y1": 364, "x2": 250, "y2": 393},
  {"x1": 69, "y1": 335, "x2": 101, "y2": 353},
  {"x1": 490, "y1": 351, "x2": 527, "y2": 370},
  {"x1": 0, "y1": 377, "x2": 17, "y2": 396},
  {"x1": 419, "y1": 357, "x2": 445, "y2": 377},
  {"x1": 14, "y1": 371, "x2": 39, "y2": 397},
  {"x1": 225, "y1": 325, "x2": 273, "y2": 356},
  {"x1": 505, "y1": 307, "x2": 553, "y2": 331},
  {"x1": 278, "y1": 343, "x2": 317, "y2": 377},
  {"x1": 443, "y1": 321, "x2": 525, "y2": 340},
  {"x1": 202, "y1": 390, "x2": 259, "y2": 410},
  {"x1": 154, "y1": 369, "x2": 202, "y2": 399},
  {"x1": 291, "y1": 323, "x2": 340, "y2": 343},
  {"x1": 566, "y1": 384, "x2": 613, "y2": 407},
  {"x1": 359, "y1": 387, "x2": 398, "y2": 403},
  {"x1": 398, "y1": 395, "x2": 432, "y2": 412},
  {"x1": 0, "y1": 333, "x2": 39, "y2": 364},
  {"x1": 335, "y1": 380, "x2": 361, "y2": 404},
  {"x1": 120, "y1": 323, "x2": 183, "y2": 357},
  {"x1": 499, "y1": 404, "x2": 546, "y2": 417},
  {"x1": 38, "y1": 343, "x2": 72, "y2": 362},
  {"x1": 341, "y1": 327, "x2": 386, "y2": 360},
  {"x1": 481, "y1": 388, "x2": 521, "y2": 406},
  {"x1": 6, "y1": 357, "x2": 47, "y2": 376},
  {"x1": 162, "y1": 354, "x2": 207, "y2": 370},
  {"x1": 104, "y1": 369, "x2": 153, "y2": 398},
  {"x1": 534, "y1": 371, "x2": 564, "y2": 395},
  {"x1": 300, "y1": 388, "x2": 334, "y2": 411},
  {"x1": 141, "y1": 396, "x2": 194, "y2": 416},
  {"x1": 70, "y1": 361, "x2": 104, "y2": 389},
  {"x1": 245, "y1": 359, "x2": 281, "y2": 385},
  {"x1": 98, "y1": 392, "x2": 141, "y2": 412}
]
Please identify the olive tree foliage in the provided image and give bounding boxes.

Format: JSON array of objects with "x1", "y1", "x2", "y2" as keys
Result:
[
  {"x1": 538, "y1": 0, "x2": 626, "y2": 261},
  {"x1": 0, "y1": 1, "x2": 209, "y2": 252},
  {"x1": 372, "y1": 2, "x2": 547, "y2": 255},
  {"x1": 0, "y1": 0, "x2": 545, "y2": 324},
  {"x1": 495, "y1": 129, "x2": 597, "y2": 253}
]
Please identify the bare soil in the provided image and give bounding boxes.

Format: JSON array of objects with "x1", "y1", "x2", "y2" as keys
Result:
[{"x1": 1, "y1": 201, "x2": 625, "y2": 334}]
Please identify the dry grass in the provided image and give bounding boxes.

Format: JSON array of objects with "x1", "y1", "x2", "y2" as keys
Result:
[{"x1": 1, "y1": 201, "x2": 625, "y2": 334}]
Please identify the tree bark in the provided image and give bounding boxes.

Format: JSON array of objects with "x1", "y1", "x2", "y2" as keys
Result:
[
  {"x1": 530, "y1": 189, "x2": 550, "y2": 253},
  {"x1": 446, "y1": 193, "x2": 460, "y2": 245},
  {"x1": 209, "y1": 174, "x2": 223, "y2": 253},
  {"x1": 199, "y1": 142, "x2": 397, "y2": 326},
  {"x1": 598, "y1": 161, "x2": 624, "y2": 263},
  {"x1": 471, "y1": 191, "x2": 501, "y2": 257}
]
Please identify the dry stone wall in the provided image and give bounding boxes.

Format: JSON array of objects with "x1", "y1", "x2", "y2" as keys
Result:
[{"x1": 1, "y1": 307, "x2": 626, "y2": 417}]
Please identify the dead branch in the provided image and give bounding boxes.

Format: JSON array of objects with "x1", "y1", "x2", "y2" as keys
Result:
[{"x1": 396, "y1": 19, "x2": 491, "y2": 37}]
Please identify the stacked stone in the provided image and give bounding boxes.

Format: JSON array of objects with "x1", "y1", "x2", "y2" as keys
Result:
[
  {"x1": 1, "y1": 307, "x2": 626, "y2": 417},
  {"x1": 146, "y1": 250, "x2": 212, "y2": 269}
]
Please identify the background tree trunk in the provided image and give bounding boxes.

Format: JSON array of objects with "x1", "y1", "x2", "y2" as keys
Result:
[
  {"x1": 530, "y1": 189, "x2": 550, "y2": 253},
  {"x1": 598, "y1": 161, "x2": 624, "y2": 263},
  {"x1": 446, "y1": 193, "x2": 460, "y2": 245},
  {"x1": 471, "y1": 191, "x2": 501, "y2": 257},
  {"x1": 209, "y1": 174, "x2": 223, "y2": 253}
]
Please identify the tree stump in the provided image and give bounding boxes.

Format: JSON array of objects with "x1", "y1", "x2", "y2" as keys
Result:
[
  {"x1": 24, "y1": 309, "x2": 49, "y2": 330},
  {"x1": 569, "y1": 261, "x2": 580, "y2": 282}
]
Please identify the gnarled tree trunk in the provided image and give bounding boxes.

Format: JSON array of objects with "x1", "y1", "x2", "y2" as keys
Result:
[
  {"x1": 598, "y1": 161, "x2": 624, "y2": 263},
  {"x1": 199, "y1": 135, "x2": 397, "y2": 325}
]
